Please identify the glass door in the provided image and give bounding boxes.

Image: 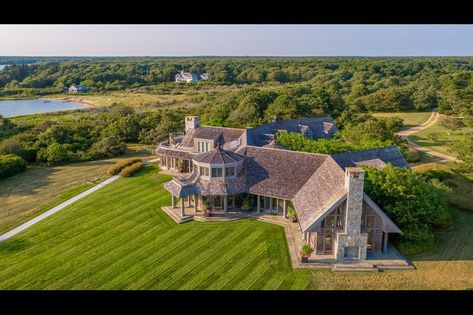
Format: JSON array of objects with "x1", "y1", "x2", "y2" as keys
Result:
[{"x1": 213, "y1": 196, "x2": 223, "y2": 210}]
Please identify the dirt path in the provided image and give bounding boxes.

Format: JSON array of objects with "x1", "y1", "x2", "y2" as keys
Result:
[{"x1": 397, "y1": 111, "x2": 460, "y2": 162}]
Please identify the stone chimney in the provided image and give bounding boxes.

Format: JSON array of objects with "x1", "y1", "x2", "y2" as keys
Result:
[
  {"x1": 344, "y1": 167, "x2": 365, "y2": 236},
  {"x1": 334, "y1": 167, "x2": 368, "y2": 261},
  {"x1": 185, "y1": 116, "x2": 200, "y2": 133}
]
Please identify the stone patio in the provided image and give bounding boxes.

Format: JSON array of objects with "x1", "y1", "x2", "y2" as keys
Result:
[{"x1": 160, "y1": 204, "x2": 414, "y2": 271}]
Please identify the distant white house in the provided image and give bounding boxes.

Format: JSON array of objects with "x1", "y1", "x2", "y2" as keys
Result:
[
  {"x1": 68, "y1": 85, "x2": 88, "y2": 93},
  {"x1": 175, "y1": 71, "x2": 211, "y2": 83}
]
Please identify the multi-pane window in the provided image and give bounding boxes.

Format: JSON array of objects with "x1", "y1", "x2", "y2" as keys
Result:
[
  {"x1": 211, "y1": 167, "x2": 223, "y2": 178},
  {"x1": 224, "y1": 166, "x2": 235, "y2": 177},
  {"x1": 199, "y1": 166, "x2": 209, "y2": 176},
  {"x1": 321, "y1": 206, "x2": 344, "y2": 230},
  {"x1": 197, "y1": 141, "x2": 211, "y2": 153}
]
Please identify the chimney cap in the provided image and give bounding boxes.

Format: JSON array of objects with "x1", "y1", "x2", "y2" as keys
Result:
[{"x1": 345, "y1": 167, "x2": 365, "y2": 175}]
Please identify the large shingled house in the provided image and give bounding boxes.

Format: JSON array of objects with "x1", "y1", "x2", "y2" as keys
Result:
[{"x1": 156, "y1": 116, "x2": 406, "y2": 263}]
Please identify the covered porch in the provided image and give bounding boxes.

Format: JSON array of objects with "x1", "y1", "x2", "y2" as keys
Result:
[{"x1": 159, "y1": 155, "x2": 194, "y2": 174}]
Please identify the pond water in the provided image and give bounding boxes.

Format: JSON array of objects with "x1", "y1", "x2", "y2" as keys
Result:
[{"x1": 0, "y1": 99, "x2": 88, "y2": 117}]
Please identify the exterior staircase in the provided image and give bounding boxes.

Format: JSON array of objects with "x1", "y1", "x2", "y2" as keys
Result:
[
  {"x1": 332, "y1": 262, "x2": 380, "y2": 272},
  {"x1": 160, "y1": 206, "x2": 193, "y2": 224}
]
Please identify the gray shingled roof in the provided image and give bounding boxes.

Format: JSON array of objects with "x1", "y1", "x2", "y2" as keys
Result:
[
  {"x1": 246, "y1": 116, "x2": 337, "y2": 146},
  {"x1": 293, "y1": 156, "x2": 347, "y2": 231},
  {"x1": 179, "y1": 126, "x2": 245, "y2": 148},
  {"x1": 156, "y1": 146, "x2": 194, "y2": 160},
  {"x1": 193, "y1": 147, "x2": 245, "y2": 164},
  {"x1": 243, "y1": 146, "x2": 328, "y2": 199},
  {"x1": 331, "y1": 146, "x2": 409, "y2": 170}
]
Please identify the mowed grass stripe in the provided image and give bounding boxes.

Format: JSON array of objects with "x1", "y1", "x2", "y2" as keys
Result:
[
  {"x1": 159, "y1": 225, "x2": 256, "y2": 290},
  {"x1": 0, "y1": 191, "x2": 166, "y2": 281},
  {"x1": 100, "y1": 228, "x2": 214, "y2": 289},
  {"x1": 0, "y1": 199, "x2": 166, "y2": 289},
  {"x1": 0, "y1": 167, "x2": 311, "y2": 290},
  {"x1": 148, "y1": 227, "x2": 258, "y2": 289},
  {"x1": 0, "y1": 172, "x2": 172, "y2": 287},
  {"x1": 67, "y1": 227, "x2": 199, "y2": 290},
  {"x1": 47, "y1": 221, "x2": 182, "y2": 290},
  {"x1": 179, "y1": 228, "x2": 267, "y2": 290},
  {"x1": 126, "y1": 228, "x2": 230, "y2": 290}
]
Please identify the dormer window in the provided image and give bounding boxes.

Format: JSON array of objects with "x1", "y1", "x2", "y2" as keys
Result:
[{"x1": 198, "y1": 141, "x2": 210, "y2": 153}]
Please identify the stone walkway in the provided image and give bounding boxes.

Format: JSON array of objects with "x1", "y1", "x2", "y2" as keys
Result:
[{"x1": 0, "y1": 158, "x2": 160, "y2": 243}]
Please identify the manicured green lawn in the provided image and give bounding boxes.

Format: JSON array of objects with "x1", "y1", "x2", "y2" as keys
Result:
[
  {"x1": 0, "y1": 144, "x2": 155, "y2": 235},
  {"x1": 372, "y1": 111, "x2": 433, "y2": 129},
  {"x1": 0, "y1": 166, "x2": 311, "y2": 290},
  {"x1": 1, "y1": 165, "x2": 473, "y2": 290}
]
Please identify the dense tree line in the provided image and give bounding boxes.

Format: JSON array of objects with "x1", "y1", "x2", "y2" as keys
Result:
[
  {"x1": 0, "y1": 107, "x2": 188, "y2": 167},
  {"x1": 276, "y1": 115, "x2": 404, "y2": 154},
  {"x1": 2, "y1": 57, "x2": 473, "y2": 115},
  {"x1": 364, "y1": 164, "x2": 452, "y2": 256}
]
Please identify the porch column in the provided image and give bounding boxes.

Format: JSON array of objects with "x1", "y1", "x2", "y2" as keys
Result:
[
  {"x1": 383, "y1": 232, "x2": 388, "y2": 253},
  {"x1": 188, "y1": 196, "x2": 192, "y2": 207},
  {"x1": 166, "y1": 156, "x2": 170, "y2": 169},
  {"x1": 269, "y1": 198, "x2": 273, "y2": 213},
  {"x1": 199, "y1": 195, "x2": 203, "y2": 211},
  {"x1": 283, "y1": 200, "x2": 287, "y2": 217},
  {"x1": 181, "y1": 198, "x2": 185, "y2": 217},
  {"x1": 194, "y1": 194, "x2": 198, "y2": 212},
  {"x1": 224, "y1": 196, "x2": 228, "y2": 214},
  {"x1": 257, "y1": 195, "x2": 260, "y2": 214},
  {"x1": 172, "y1": 195, "x2": 176, "y2": 208}
]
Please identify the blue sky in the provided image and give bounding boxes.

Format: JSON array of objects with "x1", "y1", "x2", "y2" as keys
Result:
[{"x1": 1, "y1": 25, "x2": 473, "y2": 56}]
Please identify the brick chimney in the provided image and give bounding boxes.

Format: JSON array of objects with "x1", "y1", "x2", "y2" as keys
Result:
[{"x1": 185, "y1": 116, "x2": 200, "y2": 133}]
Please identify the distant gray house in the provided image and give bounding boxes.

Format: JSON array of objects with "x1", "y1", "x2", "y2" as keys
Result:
[
  {"x1": 157, "y1": 116, "x2": 406, "y2": 264},
  {"x1": 68, "y1": 85, "x2": 88, "y2": 93}
]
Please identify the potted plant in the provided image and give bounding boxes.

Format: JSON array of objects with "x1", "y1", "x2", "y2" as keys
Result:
[
  {"x1": 241, "y1": 194, "x2": 253, "y2": 213},
  {"x1": 299, "y1": 244, "x2": 314, "y2": 263},
  {"x1": 287, "y1": 205, "x2": 297, "y2": 223}
]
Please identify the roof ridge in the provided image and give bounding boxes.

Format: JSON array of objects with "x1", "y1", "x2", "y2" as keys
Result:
[
  {"x1": 246, "y1": 145, "x2": 330, "y2": 157},
  {"x1": 199, "y1": 125, "x2": 246, "y2": 131}
]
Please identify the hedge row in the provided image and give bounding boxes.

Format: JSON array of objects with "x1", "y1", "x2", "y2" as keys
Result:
[
  {"x1": 0, "y1": 154, "x2": 27, "y2": 180},
  {"x1": 120, "y1": 161, "x2": 144, "y2": 177},
  {"x1": 107, "y1": 158, "x2": 143, "y2": 176}
]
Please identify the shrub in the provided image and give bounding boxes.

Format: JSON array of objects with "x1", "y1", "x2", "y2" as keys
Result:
[
  {"x1": 120, "y1": 161, "x2": 144, "y2": 177},
  {"x1": 36, "y1": 142, "x2": 74, "y2": 165},
  {"x1": 404, "y1": 148, "x2": 421, "y2": 163},
  {"x1": 363, "y1": 164, "x2": 452, "y2": 256},
  {"x1": 0, "y1": 154, "x2": 27, "y2": 179},
  {"x1": 426, "y1": 132, "x2": 442, "y2": 142},
  {"x1": 85, "y1": 136, "x2": 126, "y2": 160},
  {"x1": 107, "y1": 158, "x2": 142, "y2": 175}
]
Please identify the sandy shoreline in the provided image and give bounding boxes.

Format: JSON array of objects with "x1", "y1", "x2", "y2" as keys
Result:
[{"x1": 44, "y1": 96, "x2": 96, "y2": 108}]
